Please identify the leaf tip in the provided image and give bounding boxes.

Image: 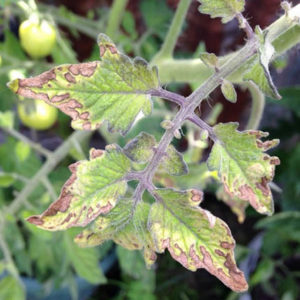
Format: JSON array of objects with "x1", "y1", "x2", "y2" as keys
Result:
[
  {"x1": 7, "y1": 79, "x2": 19, "y2": 93},
  {"x1": 26, "y1": 215, "x2": 44, "y2": 226}
]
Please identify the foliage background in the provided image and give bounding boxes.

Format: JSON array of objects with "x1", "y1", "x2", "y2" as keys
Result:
[{"x1": 0, "y1": 0, "x2": 299, "y2": 299}]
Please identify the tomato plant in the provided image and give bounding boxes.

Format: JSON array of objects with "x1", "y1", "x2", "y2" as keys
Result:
[{"x1": 19, "y1": 18, "x2": 56, "y2": 59}]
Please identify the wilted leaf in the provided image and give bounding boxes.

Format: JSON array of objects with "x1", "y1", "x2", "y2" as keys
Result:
[
  {"x1": 149, "y1": 188, "x2": 248, "y2": 292},
  {"x1": 124, "y1": 132, "x2": 188, "y2": 176},
  {"x1": 64, "y1": 232, "x2": 106, "y2": 284},
  {"x1": 244, "y1": 28, "x2": 281, "y2": 99},
  {"x1": 198, "y1": 0, "x2": 245, "y2": 23},
  {"x1": 75, "y1": 199, "x2": 157, "y2": 268},
  {"x1": 207, "y1": 123, "x2": 280, "y2": 215},
  {"x1": 221, "y1": 79, "x2": 237, "y2": 103},
  {"x1": 7, "y1": 34, "x2": 159, "y2": 134},
  {"x1": 27, "y1": 145, "x2": 131, "y2": 230}
]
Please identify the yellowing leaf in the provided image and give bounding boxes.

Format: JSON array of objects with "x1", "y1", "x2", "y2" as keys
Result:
[
  {"x1": 198, "y1": 0, "x2": 245, "y2": 23},
  {"x1": 124, "y1": 132, "x2": 188, "y2": 176},
  {"x1": 207, "y1": 123, "x2": 280, "y2": 215},
  {"x1": 7, "y1": 34, "x2": 159, "y2": 134},
  {"x1": 27, "y1": 145, "x2": 131, "y2": 230},
  {"x1": 149, "y1": 189, "x2": 248, "y2": 292},
  {"x1": 75, "y1": 199, "x2": 157, "y2": 268}
]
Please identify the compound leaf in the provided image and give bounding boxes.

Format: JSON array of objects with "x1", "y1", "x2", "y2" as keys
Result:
[
  {"x1": 149, "y1": 188, "x2": 248, "y2": 292},
  {"x1": 124, "y1": 132, "x2": 188, "y2": 176},
  {"x1": 207, "y1": 123, "x2": 280, "y2": 215},
  {"x1": 198, "y1": 0, "x2": 245, "y2": 23},
  {"x1": 244, "y1": 28, "x2": 281, "y2": 99},
  {"x1": 27, "y1": 145, "x2": 131, "y2": 230},
  {"x1": 7, "y1": 34, "x2": 159, "y2": 134},
  {"x1": 75, "y1": 199, "x2": 157, "y2": 268}
]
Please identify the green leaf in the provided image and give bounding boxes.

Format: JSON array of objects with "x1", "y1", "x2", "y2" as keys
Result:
[
  {"x1": 27, "y1": 144, "x2": 131, "y2": 230},
  {"x1": 64, "y1": 232, "x2": 106, "y2": 284},
  {"x1": 124, "y1": 132, "x2": 188, "y2": 176},
  {"x1": 207, "y1": 123, "x2": 280, "y2": 215},
  {"x1": 15, "y1": 141, "x2": 31, "y2": 162},
  {"x1": 149, "y1": 188, "x2": 248, "y2": 292},
  {"x1": 0, "y1": 276, "x2": 25, "y2": 300},
  {"x1": 0, "y1": 111, "x2": 14, "y2": 129},
  {"x1": 221, "y1": 79, "x2": 237, "y2": 103},
  {"x1": 75, "y1": 199, "x2": 157, "y2": 268},
  {"x1": 244, "y1": 28, "x2": 281, "y2": 99},
  {"x1": 7, "y1": 34, "x2": 159, "y2": 135},
  {"x1": 0, "y1": 174, "x2": 15, "y2": 187},
  {"x1": 199, "y1": 52, "x2": 219, "y2": 69},
  {"x1": 198, "y1": 0, "x2": 245, "y2": 23}
]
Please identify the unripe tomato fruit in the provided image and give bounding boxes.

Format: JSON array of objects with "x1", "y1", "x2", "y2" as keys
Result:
[
  {"x1": 17, "y1": 99, "x2": 58, "y2": 130},
  {"x1": 19, "y1": 19, "x2": 56, "y2": 58}
]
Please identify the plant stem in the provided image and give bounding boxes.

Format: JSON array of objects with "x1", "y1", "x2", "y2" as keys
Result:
[
  {"x1": 151, "y1": 87, "x2": 185, "y2": 106},
  {"x1": 106, "y1": 0, "x2": 129, "y2": 40},
  {"x1": 187, "y1": 114, "x2": 216, "y2": 141},
  {"x1": 244, "y1": 82, "x2": 266, "y2": 130},
  {"x1": 135, "y1": 38, "x2": 259, "y2": 199},
  {"x1": 6, "y1": 130, "x2": 90, "y2": 215},
  {"x1": 2, "y1": 127, "x2": 53, "y2": 158},
  {"x1": 152, "y1": 0, "x2": 192, "y2": 61}
]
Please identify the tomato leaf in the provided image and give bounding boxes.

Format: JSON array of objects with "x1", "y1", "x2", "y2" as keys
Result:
[
  {"x1": 7, "y1": 34, "x2": 159, "y2": 134},
  {"x1": 0, "y1": 276, "x2": 25, "y2": 300},
  {"x1": 207, "y1": 123, "x2": 280, "y2": 215},
  {"x1": 198, "y1": 0, "x2": 245, "y2": 23},
  {"x1": 221, "y1": 79, "x2": 237, "y2": 103},
  {"x1": 244, "y1": 28, "x2": 281, "y2": 99},
  {"x1": 149, "y1": 188, "x2": 248, "y2": 292},
  {"x1": 75, "y1": 199, "x2": 157, "y2": 268},
  {"x1": 124, "y1": 132, "x2": 188, "y2": 176},
  {"x1": 27, "y1": 145, "x2": 131, "y2": 230}
]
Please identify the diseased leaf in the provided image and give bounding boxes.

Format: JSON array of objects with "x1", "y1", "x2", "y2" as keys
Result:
[
  {"x1": 75, "y1": 199, "x2": 157, "y2": 268},
  {"x1": 7, "y1": 34, "x2": 159, "y2": 134},
  {"x1": 64, "y1": 232, "x2": 106, "y2": 284},
  {"x1": 221, "y1": 79, "x2": 237, "y2": 103},
  {"x1": 217, "y1": 187, "x2": 248, "y2": 223},
  {"x1": 244, "y1": 28, "x2": 281, "y2": 100},
  {"x1": 124, "y1": 132, "x2": 188, "y2": 176},
  {"x1": 27, "y1": 145, "x2": 131, "y2": 230},
  {"x1": 149, "y1": 188, "x2": 248, "y2": 292},
  {"x1": 198, "y1": 0, "x2": 245, "y2": 23},
  {"x1": 207, "y1": 123, "x2": 280, "y2": 215}
]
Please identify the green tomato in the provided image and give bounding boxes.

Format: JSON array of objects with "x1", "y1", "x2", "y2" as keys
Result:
[
  {"x1": 17, "y1": 99, "x2": 58, "y2": 130},
  {"x1": 19, "y1": 19, "x2": 56, "y2": 58}
]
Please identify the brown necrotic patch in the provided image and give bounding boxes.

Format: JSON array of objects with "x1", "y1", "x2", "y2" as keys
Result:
[
  {"x1": 80, "y1": 112, "x2": 90, "y2": 120},
  {"x1": 90, "y1": 149, "x2": 104, "y2": 159},
  {"x1": 69, "y1": 62, "x2": 98, "y2": 77},
  {"x1": 64, "y1": 72, "x2": 77, "y2": 83},
  {"x1": 19, "y1": 69, "x2": 56, "y2": 89},
  {"x1": 256, "y1": 177, "x2": 270, "y2": 196},
  {"x1": 51, "y1": 93, "x2": 70, "y2": 103}
]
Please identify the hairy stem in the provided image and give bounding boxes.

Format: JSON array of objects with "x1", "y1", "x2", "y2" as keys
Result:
[
  {"x1": 6, "y1": 130, "x2": 90, "y2": 215},
  {"x1": 106, "y1": 0, "x2": 129, "y2": 40},
  {"x1": 152, "y1": 0, "x2": 192, "y2": 61}
]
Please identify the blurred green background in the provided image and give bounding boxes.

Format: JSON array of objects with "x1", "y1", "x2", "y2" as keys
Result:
[{"x1": 0, "y1": 0, "x2": 299, "y2": 299}]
